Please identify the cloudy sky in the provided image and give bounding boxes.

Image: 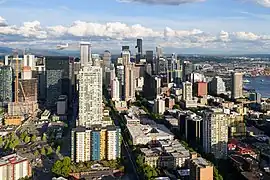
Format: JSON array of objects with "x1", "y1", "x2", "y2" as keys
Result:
[{"x1": 1, "y1": 0, "x2": 270, "y2": 54}]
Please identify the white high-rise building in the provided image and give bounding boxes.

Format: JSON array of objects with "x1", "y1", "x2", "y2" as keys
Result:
[
  {"x1": 80, "y1": 42, "x2": 92, "y2": 67},
  {"x1": 231, "y1": 72, "x2": 243, "y2": 99},
  {"x1": 107, "y1": 127, "x2": 117, "y2": 160},
  {"x1": 210, "y1": 76, "x2": 226, "y2": 95},
  {"x1": 122, "y1": 50, "x2": 131, "y2": 65},
  {"x1": 154, "y1": 98, "x2": 166, "y2": 115},
  {"x1": 182, "y1": 81, "x2": 193, "y2": 101},
  {"x1": 78, "y1": 65, "x2": 103, "y2": 127},
  {"x1": 111, "y1": 78, "x2": 120, "y2": 101},
  {"x1": 23, "y1": 54, "x2": 36, "y2": 70},
  {"x1": 203, "y1": 108, "x2": 228, "y2": 159},
  {"x1": 71, "y1": 127, "x2": 91, "y2": 163}
]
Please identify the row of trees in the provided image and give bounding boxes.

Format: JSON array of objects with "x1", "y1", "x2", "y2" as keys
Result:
[{"x1": 0, "y1": 133, "x2": 20, "y2": 151}]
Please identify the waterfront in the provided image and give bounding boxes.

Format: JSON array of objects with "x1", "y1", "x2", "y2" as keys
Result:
[{"x1": 245, "y1": 76, "x2": 270, "y2": 98}]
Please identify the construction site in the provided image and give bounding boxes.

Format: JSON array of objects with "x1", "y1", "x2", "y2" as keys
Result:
[{"x1": 4, "y1": 53, "x2": 38, "y2": 126}]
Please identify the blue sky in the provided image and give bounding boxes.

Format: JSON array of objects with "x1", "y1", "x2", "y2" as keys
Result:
[{"x1": 1, "y1": 0, "x2": 270, "y2": 54}]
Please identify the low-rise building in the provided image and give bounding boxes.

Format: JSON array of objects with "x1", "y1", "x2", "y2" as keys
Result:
[
  {"x1": 141, "y1": 140, "x2": 190, "y2": 170},
  {"x1": 127, "y1": 122, "x2": 174, "y2": 145}
]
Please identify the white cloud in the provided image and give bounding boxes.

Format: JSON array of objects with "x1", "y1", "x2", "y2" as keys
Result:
[
  {"x1": 1, "y1": 16, "x2": 270, "y2": 53},
  {"x1": 253, "y1": 0, "x2": 270, "y2": 7},
  {"x1": 232, "y1": 31, "x2": 260, "y2": 41},
  {"x1": 0, "y1": 16, "x2": 7, "y2": 26},
  {"x1": 118, "y1": 0, "x2": 204, "y2": 5}
]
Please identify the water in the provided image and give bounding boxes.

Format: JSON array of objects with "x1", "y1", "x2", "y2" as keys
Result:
[{"x1": 244, "y1": 76, "x2": 270, "y2": 98}]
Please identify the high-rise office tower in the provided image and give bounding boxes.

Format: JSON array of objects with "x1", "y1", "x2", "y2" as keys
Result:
[
  {"x1": 182, "y1": 81, "x2": 193, "y2": 101},
  {"x1": 146, "y1": 50, "x2": 154, "y2": 74},
  {"x1": 182, "y1": 61, "x2": 193, "y2": 82},
  {"x1": 231, "y1": 72, "x2": 243, "y2": 99},
  {"x1": 146, "y1": 51, "x2": 154, "y2": 64},
  {"x1": 209, "y1": 76, "x2": 226, "y2": 95},
  {"x1": 33, "y1": 56, "x2": 46, "y2": 101},
  {"x1": 122, "y1": 50, "x2": 131, "y2": 65},
  {"x1": 122, "y1": 46, "x2": 130, "y2": 51},
  {"x1": 80, "y1": 42, "x2": 92, "y2": 67},
  {"x1": 116, "y1": 65, "x2": 125, "y2": 100},
  {"x1": 203, "y1": 108, "x2": 228, "y2": 159},
  {"x1": 121, "y1": 50, "x2": 135, "y2": 101},
  {"x1": 156, "y1": 46, "x2": 163, "y2": 58},
  {"x1": 0, "y1": 65, "x2": 13, "y2": 106},
  {"x1": 124, "y1": 64, "x2": 135, "y2": 102},
  {"x1": 111, "y1": 78, "x2": 120, "y2": 101},
  {"x1": 103, "y1": 50, "x2": 111, "y2": 69},
  {"x1": 45, "y1": 56, "x2": 71, "y2": 108},
  {"x1": 136, "y1": 39, "x2": 143, "y2": 62},
  {"x1": 78, "y1": 65, "x2": 103, "y2": 127}
]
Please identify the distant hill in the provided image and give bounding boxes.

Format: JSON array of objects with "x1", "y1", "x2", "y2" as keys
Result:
[{"x1": 0, "y1": 47, "x2": 13, "y2": 55}]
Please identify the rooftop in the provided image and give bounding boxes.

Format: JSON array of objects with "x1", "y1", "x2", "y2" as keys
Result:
[
  {"x1": 191, "y1": 157, "x2": 211, "y2": 168},
  {"x1": 0, "y1": 154, "x2": 28, "y2": 166}
]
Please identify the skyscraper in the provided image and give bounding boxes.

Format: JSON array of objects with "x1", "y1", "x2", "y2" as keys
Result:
[
  {"x1": 136, "y1": 39, "x2": 143, "y2": 62},
  {"x1": 116, "y1": 65, "x2": 125, "y2": 100},
  {"x1": 0, "y1": 66, "x2": 13, "y2": 106},
  {"x1": 103, "y1": 50, "x2": 111, "y2": 69},
  {"x1": 80, "y1": 42, "x2": 92, "y2": 67},
  {"x1": 78, "y1": 65, "x2": 103, "y2": 127},
  {"x1": 124, "y1": 64, "x2": 135, "y2": 102},
  {"x1": 122, "y1": 46, "x2": 130, "y2": 51},
  {"x1": 231, "y1": 72, "x2": 243, "y2": 99},
  {"x1": 122, "y1": 50, "x2": 130, "y2": 65},
  {"x1": 203, "y1": 108, "x2": 228, "y2": 159},
  {"x1": 182, "y1": 61, "x2": 193, "y2": 82},
  {"x1": 111, "y1": 78, "x2": 120, "y2": 101},
  {"x1": 209, "y1": 76, "x2": 226, "y2": 95},
  {"x1": 182, "y1": 81, "x2": 193, "y2": 101},
  {"x1": 45, "y1": 56, "x2": 70, "y2": 108},
  {"x1": 146, "y1": 51, "x2": 154, "y2": 64},
  {"x1": 156, "y1": 46, "x2": 163, "y2": 58}
]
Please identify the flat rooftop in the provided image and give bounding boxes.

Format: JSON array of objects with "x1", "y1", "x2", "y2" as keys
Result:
[{"x1": 0, "y1": 154, "x2": 28, "y2": 166}]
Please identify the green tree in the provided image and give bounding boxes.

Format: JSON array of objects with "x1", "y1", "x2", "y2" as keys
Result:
[
  {"x1": 46, "y1": 146, "x2": 53, "y2": 155},
  {"x1": 42, "y1": 134, "x2": 47, "y2": 141},
  {"x1": 52, "y1": 157, "x2": 71, "y2": 177},
  {"x1": 34, "y1": 150, "x2": 39, "y2": 157},
  {"x1": 24, "y1": 136, "x2": 30, "y2": 143},
  {"x1": 20, "y1": 131, "x2": 27, "y2": 141},
  {"x1": 31, "y1": 135, "x2": 37, "y2": 142},
  {"x1": 173, "y1": 104, "x2": 180, "y2": 109},
  {"x1": 40, "y1": 147, "x2": 46, "y2": 156},
  {"x1": 0, "y1": 136, "x2": 2, "y2": 146},
  {"x1": 56, "y1": 146, "x2": 61, "y2": 154},
  {"x1": 62, "y1": 157, "x2": 71, "y2": 166},
  {"x1": 52, "y1": 160, "x2": 62, "y2": 175}
]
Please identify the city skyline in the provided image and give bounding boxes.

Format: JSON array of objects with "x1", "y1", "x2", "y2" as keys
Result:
[{"x1": 1, "y1": 0, "x2": 270, "y2": 54}]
